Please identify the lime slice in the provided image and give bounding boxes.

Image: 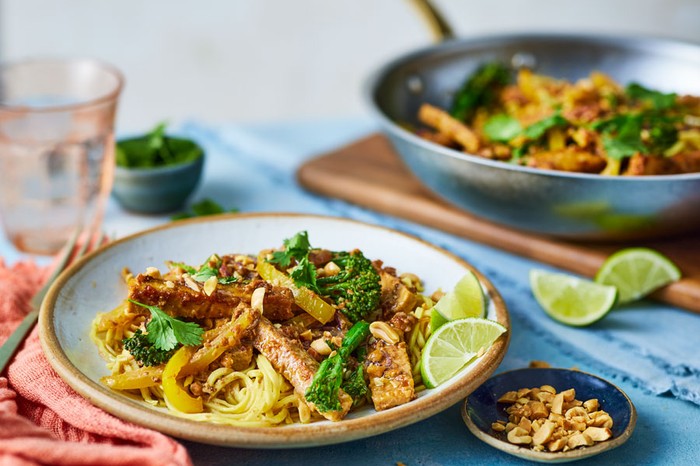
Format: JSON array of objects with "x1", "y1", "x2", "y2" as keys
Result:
[
  {"x1": 430, "y1": 271, "x2": 486, "y2": 332},
  {"x1": 594, "y1": 247, "x2": 681, "y2": 303},
  {"x1": 530, "y1": 269, "x2": 618, "y2": 326},
  {"x1": 421, "y1": 317, "x2": 506, "y2": 388}
]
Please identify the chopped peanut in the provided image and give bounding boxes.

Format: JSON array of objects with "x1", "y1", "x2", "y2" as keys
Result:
[
  {"x1": 583, "y1": 399, "x2": 599, "y2": 413},
  {"x1": 551, "y1": 393, "x2": 564, "y2": 415},
  {"x1": 583, "y1": 426, "x2": 612, "y2": 442},
  {"x1": 532, "y1": 420, "x2": 556, "y2": 446},
  {"x1": 507, "y1": 426, "x2": 532, "y2": 445},
  {"x1": 492, "y1": 384, "x2": 614, "y2": 452}
]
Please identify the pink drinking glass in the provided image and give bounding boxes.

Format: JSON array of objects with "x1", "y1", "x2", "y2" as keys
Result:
[{"x1": 0, "y1": 59, "x2": 124, "y2": 255}]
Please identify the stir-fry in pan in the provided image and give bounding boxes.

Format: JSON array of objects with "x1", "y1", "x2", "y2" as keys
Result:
[{"x1": 415, "y1": 62, "x2": 700, "y2": 175}]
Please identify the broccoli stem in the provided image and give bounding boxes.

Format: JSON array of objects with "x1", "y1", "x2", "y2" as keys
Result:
[{"x1": 305, "y1": 321, "x2": 370, "y2": 413}]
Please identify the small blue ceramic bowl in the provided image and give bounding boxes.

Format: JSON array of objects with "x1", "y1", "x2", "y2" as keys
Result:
[
  {"x1": 462, "y1": 368, "x2": 637, "y2": 463},
  {"x1": 112, "y1": 154, "x2": 204, "y2": 214}
]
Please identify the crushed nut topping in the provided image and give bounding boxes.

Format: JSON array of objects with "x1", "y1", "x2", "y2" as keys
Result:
[{"x1": 493, "y1": 386, "x2": 613, "y2": 452}]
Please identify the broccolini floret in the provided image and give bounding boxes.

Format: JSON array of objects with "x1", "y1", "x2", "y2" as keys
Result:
[
  {"x1": 122, "y1": 329, "x2": 176, "y2": 366},
  {"x1": 316, "y1": 251, "x2": 382, "y2": 323},
  {"x1": 305, "y1": 321, "x2": 370, "y2": 413},
  {"x1": 268, "y1": 231, "x2": 382, "y2": 322},
  {"x1": 341, "y1": 365, "x2": 369, "y2": 407}
]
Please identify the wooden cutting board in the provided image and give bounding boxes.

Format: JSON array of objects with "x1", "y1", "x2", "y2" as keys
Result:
[{"x1": 297, "y1": 133, "x2": 700, "y2": 314}]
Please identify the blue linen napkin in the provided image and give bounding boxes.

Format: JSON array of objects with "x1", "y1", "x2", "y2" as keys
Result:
[{"x1": 177, "y1": 117, "x2": 700, "y2": 407}]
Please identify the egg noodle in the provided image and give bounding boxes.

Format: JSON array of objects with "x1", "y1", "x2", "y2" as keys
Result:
[
  {"x1": 90, "y1": 241, "x2": 434, "y2": 427},
  {"x1": 91, "y1": 305, "x2": 304, "y2": 425}
]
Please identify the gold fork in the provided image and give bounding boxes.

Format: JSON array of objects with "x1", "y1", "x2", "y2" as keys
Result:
[{"x1": 0, "y1": 228, "x2": 107, "y2": 374}]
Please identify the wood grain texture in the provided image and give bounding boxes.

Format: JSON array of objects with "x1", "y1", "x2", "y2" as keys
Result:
[{"x1": 297, "y1": 133, "x2": 700, "y2": 314}]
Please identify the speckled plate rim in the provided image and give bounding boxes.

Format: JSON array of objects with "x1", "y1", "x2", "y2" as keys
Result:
[
  {"x1": 39, "y1": 212, "x2": 510, "y2": 448},
  {"x1": 461, "y1": 368, "x2": 637, "y2": 463}
]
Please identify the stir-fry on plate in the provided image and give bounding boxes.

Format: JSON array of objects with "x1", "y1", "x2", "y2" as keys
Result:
[{"x1": 40, "y1": 213, "x2": 509, "y2": 447}]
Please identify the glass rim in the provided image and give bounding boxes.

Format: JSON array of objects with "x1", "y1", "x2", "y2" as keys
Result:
[{"x1": 0, "y1": 57, "x2": 125, "y2": 113}]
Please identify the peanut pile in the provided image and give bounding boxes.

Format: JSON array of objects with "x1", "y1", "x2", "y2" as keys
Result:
[{"x1": 492, "y1": 385, "x2": 613, "y2": 452}]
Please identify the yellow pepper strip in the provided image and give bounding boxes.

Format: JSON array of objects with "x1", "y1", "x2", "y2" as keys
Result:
[
  {"x1": 601, "y1": 158, "x2": 621, "y2": 176},
  {"x1": 162, "y1": 346, "x2": 203, "y2": 413},
  {"x1": 101, "y1": 366, "x2": 163, "y2": 390},
  {"x1": 547, "y1": 128, "x2": 566, "y2": 151},
  {"x1": 256, "y1": 254, "x2": 336, "y2": 324},
  {"x1": 179, "y1": 306, "x2": 259, "y2": 378}
]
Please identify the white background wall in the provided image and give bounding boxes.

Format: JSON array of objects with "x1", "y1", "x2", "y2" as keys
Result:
[{"x1": 2, "y1": 0, "x2": 699, "y2": 132}]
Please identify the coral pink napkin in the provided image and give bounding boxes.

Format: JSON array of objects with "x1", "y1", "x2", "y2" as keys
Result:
[{"x1": 0, "y1": 258, "x2": 192, "y2": 466}]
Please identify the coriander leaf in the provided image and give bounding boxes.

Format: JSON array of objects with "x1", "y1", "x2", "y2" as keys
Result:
[
  {"x1": 167, "y1": 261, "x2": 197, "y2": 274},
  {"x1": 648, "y1": 121, "x2": 678, "y2": 154},
  {"x1": 116, "y1": 138, "x2": 160, "y2": 168},
  {"x1": 450, "y1": 62, "x2": 511, "y2": 122},
  {"x1": 170, "y1": 212, "x2": 193, "y2": 221},
  {"x1": 626, "y1": 83, "x2": 677, "y2": 110},
  {"x1": 269, "y1": 231, "x2": 311, "y2": 268},
  {"x1": 284, "y1": 230, "x2": 311, "y2": 253},
  {"x1": 170, "y1": 198, "x2": 239, "y2": 221},
  {"x1": 483, "y1": 114, "x2": 522, "y2": 142},
  {"x1": 144, "y1": 307, "x2": 179, "y2": 351},
  {"x1": 190, "y1": 264, "x2": 238, "y2": 284},
  {"x1": 170, "y1": 317, "x2": 205, "y2": 347},
  {"x1": 602, "y1": 115, "x2": 645, "y2": 160},
  {"x1": 129, "y1": 299, "x2": 203, "y2": 351},
  {"x1": 602, "y1": 134, "x2": 646, "y2": 160},
  {"x1": 115, "y1": 145, "x2": 130, "y2": 167},
  {"x1": 511, "y1": 144, "x2": 529, "y2": 161},
  {"x1": 186, "y1": 254, "x2": 237, "y2": 284},
  {"x1": 191, "y1": 198, "x2": 226, "y2": 216},
  {"x1": 147, "y1": 122, "x2": 167, "y2": 151},
  {"x1": 165, "y1": 138, "x2": 205, "y2": 165},
  {"x1": 218, "y1": 276, "x2": 238, "y2": 285},
  {"x1": 116, "y1": 122, "x2": 204, "y2": 169},
  {"x1": 191, "y1": 265, "x2": 218, "y2": 282},
  {"x1": 522, "y1": 114, "x2": 569, "y2": 140},
  {"x1": 290, "y1": 255, "x2": 319, "y2": 292},
  {"x1": 590, "y1": 114, "x2": 628, "y2": 132}
]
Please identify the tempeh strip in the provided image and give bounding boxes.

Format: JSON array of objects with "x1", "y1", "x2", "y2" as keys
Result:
[
  {"x1": 365, "y1": 339, "x2": 415, "y2": 411},
  {"x1": 128, "y1": 274, "x2": 294, "y2": 320},
  {"x1": 253, "y1": 317, "x2": 352, "y2": 421},
  {"x1": 418, "y1": 103, "x2": 480, "y2": 153}
]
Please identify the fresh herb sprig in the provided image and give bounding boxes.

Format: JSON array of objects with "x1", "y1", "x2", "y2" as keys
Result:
[
  {"x1": 481, "y1": 80, "x2": 681, "y2": 163},
  {"x1": 484, "y1": 113, "x2": 569, "y2": 144},
  {"x1": 116, "y1": 122, "x2": 203, "y2": 168},
  {"x1": 450, "y1": 62, "x2": 512, "y2": 122},
  {"x1": 129, "y1": 300, "x2": 204, "y2": 351},
  {"x1": 268, "y1": 231, "x2": 382, "y2": 322},
  {"x1": 268, "y1": 231, "x2": 313, "y2": 269},
  {"x1": 171, "y1": 198, "x2": 239, "y2": 221},
  {"x1": 168, "y1": 255, "x2": 238, "y2": 285},
  {"x1": 625, "y1": 83, "x2": 677, "y2": 110}
]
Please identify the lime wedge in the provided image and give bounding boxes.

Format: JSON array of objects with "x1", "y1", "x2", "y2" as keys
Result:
[
  {"x1": 530, "y1": 269, "x2": 618, "y2": 326},
  {"x1": 430, "y1": 271, "x2": 486, "y2": 332},
  {"x1": 594, "y1": 247, "x2": 681, "y2": 303},
  {"x1": 421, "y1": 317, "x2": 506, "y2": 388}
]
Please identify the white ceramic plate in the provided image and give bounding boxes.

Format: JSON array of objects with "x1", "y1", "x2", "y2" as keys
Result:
[{"x1": 39, "y1": 213, "x2": 510, "y2": 448}]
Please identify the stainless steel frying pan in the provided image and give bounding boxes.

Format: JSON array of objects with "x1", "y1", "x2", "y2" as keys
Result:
[{"x1": 364, "y1": 2, "x2": 700, "y2": 240}]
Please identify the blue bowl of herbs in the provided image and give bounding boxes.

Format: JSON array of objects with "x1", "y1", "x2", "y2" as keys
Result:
[{"x1": 113, "y1": 123, "x2": 205, "y2": 214}]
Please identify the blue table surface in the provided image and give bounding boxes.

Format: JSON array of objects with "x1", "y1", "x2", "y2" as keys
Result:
[{"x1": 3, "y1": 117, "x2": 698, "y2": 466}]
